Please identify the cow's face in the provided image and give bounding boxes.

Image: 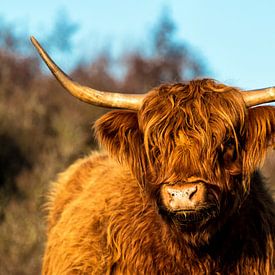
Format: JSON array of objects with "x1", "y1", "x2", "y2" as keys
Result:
[
  {"x1": 137, "y1": 80, "x2": 246, "y2": 236},
  {"x1": 96, "y1": 79, "x2": 275, "y2": 242}
]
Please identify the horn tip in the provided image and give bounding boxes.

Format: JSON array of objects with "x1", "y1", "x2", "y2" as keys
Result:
[{"x1": 30, "y1": 36, "x2": 39, "y2": 47}]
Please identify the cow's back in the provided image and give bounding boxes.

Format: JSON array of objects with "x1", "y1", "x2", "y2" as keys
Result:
[{"x1": 42, "y1": 152, "x2": 139, "y2": 274}]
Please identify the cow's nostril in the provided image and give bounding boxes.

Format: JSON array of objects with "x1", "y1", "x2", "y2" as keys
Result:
[{"x1": 188, "y1": 186, "x2": 197, "y2": 200}]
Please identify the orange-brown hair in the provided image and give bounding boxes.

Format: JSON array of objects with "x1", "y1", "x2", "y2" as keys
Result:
[
  {"x1": 43, "y1": 79, "x2": 275, "y2": 274},
  {"x1": 96, "y1": 79, "x2": 275, "y2": 188}
]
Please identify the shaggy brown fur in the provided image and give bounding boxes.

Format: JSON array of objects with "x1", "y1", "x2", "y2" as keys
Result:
[{"x1": 43, "y1": 79, "x2": 275, "y2": 274}]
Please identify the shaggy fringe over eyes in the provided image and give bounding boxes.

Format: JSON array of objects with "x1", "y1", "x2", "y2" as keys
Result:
[{"x1": 138, "y1": 79, "x2": 246, "y2": 183}]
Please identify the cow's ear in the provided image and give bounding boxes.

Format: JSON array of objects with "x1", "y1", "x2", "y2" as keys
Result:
[
  {"x1": 95, "y1": 110, "x2": 146, "y2": 184},
  {"x1": 243, "y1": 106, "x2": 275, "y2": 173}
]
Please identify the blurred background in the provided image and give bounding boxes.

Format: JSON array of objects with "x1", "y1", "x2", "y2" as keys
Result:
[{"x1": 0, "y1": 1, "x2": 274, "y2": 274}]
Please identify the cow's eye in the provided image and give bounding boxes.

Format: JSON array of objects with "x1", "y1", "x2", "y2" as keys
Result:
[
  {"x1": 222, "y1": 138, "x2": 236, "y2": 163},
  {"x1": 225, "y1": 138, "x2": 234, "y2": 147},
  {"x1": 220, "y1": 138, "x2": 241, "y2": 175}
]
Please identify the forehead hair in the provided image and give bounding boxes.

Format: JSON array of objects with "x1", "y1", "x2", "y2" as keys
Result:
[{"x1": 138, "y1": 79, "x2": 246, "y2": 179}]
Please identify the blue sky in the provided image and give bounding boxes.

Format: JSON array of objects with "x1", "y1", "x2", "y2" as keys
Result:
[{"x1": 1, "y1": 1, "x2": 275, "y2": 90}]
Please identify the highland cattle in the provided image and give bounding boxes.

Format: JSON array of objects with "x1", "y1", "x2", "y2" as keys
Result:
[{"x1": 31, "y1": 36, "x2": 275, "y2": 274}]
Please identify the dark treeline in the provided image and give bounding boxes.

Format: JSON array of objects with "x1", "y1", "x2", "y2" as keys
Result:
[{"x1": 0, "y1": 12, "x2": 273, "y2": 274}]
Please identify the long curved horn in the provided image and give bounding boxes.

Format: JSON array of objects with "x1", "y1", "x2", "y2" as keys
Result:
[
  {"x1": 30, "y1": 36, "x2": 144, "y2": 110},
  {"x1": 242, "y1": 87, "x2": 275, "y2": 107}
]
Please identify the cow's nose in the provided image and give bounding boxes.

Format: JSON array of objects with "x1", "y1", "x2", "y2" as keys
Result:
[
  {"x1": 161, "y1": 183, "x2": 204, "y2": 211},
  {"x1": 167, "y1": 185, "x2": 197, "y2": 200}
]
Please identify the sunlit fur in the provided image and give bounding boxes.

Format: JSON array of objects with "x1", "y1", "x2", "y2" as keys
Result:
[{"x1": 43, "y1": 79, "x2": 275, "y2": 274}]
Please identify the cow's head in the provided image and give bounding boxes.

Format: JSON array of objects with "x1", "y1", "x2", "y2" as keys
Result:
[
  {"x1": 31, "y1": 37, "x2": 275, "y2": 245},
  {"x1": 95, "y1": 80, "x2": 275, "y2": 244}
]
